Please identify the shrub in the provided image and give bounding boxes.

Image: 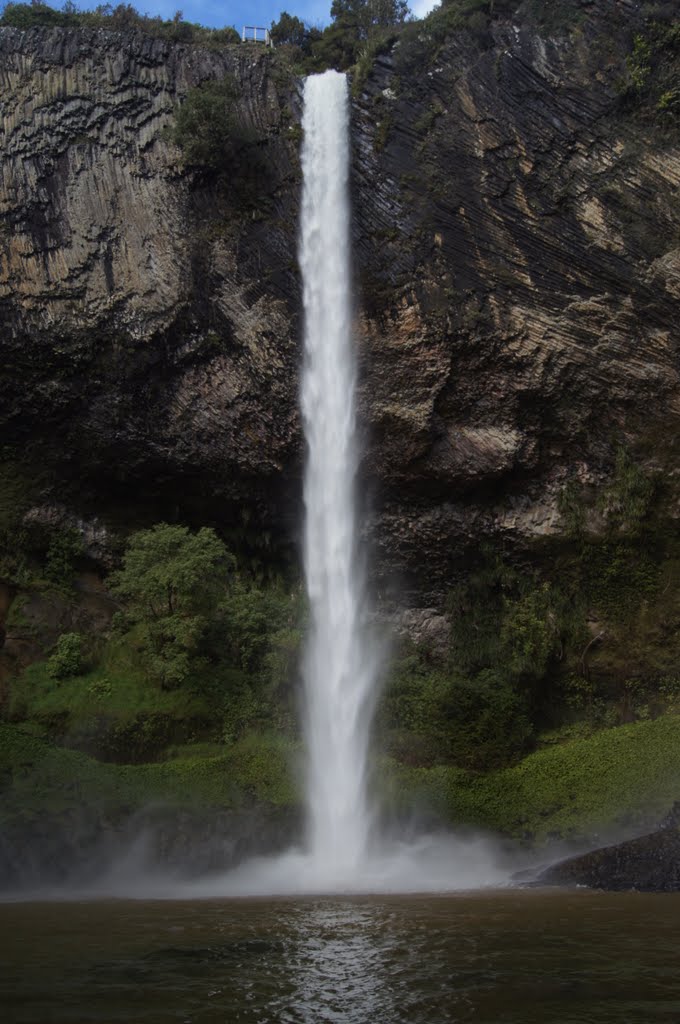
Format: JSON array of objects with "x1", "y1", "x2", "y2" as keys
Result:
[
  {"x1": 379, "y1": 652, "x2": 533, "y2": 770},
  {"x1": 44, "y1": 528, "x2": 84, "y2": 588},
  {"x1": 47, "y1": 632, "x2": 85, "y2": 680},
  {"x1": 0, "y1": 2, "x2": 66, "y2": 28},
  {"x1": 170, "y1": 77, "x2": 253, "y2": 175}
]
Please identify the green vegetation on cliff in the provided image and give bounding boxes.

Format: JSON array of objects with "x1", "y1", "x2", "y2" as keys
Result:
[
  {"x1": 3, "y1": 448, "x2": 680, "y2": 848},
  {"x1": 0, "y1": 3, "x2": 241, "y2": 46},
  {"x1": 382, "y1": 713, "x2": 680, "y2": 841},
  {"x1": 0, "y1": 723, "x2": 296, "y2": 824},
  {"x1": 3, "y1": 709, "x2": 679, "y2": 844}
]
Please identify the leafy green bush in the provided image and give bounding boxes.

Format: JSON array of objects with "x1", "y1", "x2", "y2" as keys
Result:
[
  {"x1": 379, "y1": 651, "x2": 533, "y2": 770},
  {"x1": 47, "y1": 632, "x2": 85, "y2": 680},
  {"x1": 170, "y1": 78, "x2": 247, "y2": 174},
  {"x1": 44, "y1": 528, "x2": 84, "y2": 588},
  {"x1": 110, "y1": 523, "x2": 231, "y2": 619},
  {"x1": 0, "y1": 1, "x2": 67, "y2": 28},
  {"x1": 110, "y1": 523, "x2": 232, "y2": 688}
]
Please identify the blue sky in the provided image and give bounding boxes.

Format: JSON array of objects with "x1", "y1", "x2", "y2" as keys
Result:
[
  {"x1": 133, "y1": 1, "x2": 440, "y2": 30},
  {"x1": 11, "y1": 0, "x2": 440, "y2": 32},
  {"x1": 134, "y1": 1, "x2": 336, "y2": 30}
]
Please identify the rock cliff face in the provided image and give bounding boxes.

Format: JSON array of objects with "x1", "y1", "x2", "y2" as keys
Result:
[
  {"x1": 0, "y1": 27, "x2": 303, "y2": 542},
  {"x1": 1, "y1": 2, "x2": 679, "y2": 604},
  {"x1": 353, "y1": 1, "x2": 680, "y2": 599}
]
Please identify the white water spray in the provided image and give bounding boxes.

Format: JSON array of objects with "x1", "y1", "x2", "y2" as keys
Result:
[{"x1": 299, "y1": 70, "x2": 378, "y2": 874}]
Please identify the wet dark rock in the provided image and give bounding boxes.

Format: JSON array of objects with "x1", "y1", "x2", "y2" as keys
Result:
[{"x1": 539, "y1": 806, "x2": 680, "y2": 891}]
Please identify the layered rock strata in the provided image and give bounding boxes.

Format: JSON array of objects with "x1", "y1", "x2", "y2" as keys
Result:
[{"x1": 1, "y1": 4, "x2": 679, "y2": 605}]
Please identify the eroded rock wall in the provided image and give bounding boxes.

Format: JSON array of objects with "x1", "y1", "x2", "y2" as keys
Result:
[
  {"x1": 1, "y1": 5, "x2": 679, "y2": 605},
  {"x1": 353, "y1": 2, "x2": 680, "y2": 599},
  {"x1": 0, "y1": 27, "x2": 303, "y2": 539}
]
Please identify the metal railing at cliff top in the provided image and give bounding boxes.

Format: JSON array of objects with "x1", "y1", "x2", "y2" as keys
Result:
[{"x1": 242, "y1": 26, "x2": 273, "y2": 47}]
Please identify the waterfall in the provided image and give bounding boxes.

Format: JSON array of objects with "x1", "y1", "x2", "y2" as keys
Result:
[
  {"x1": 299, "y1": 70, "x2": 378, "y2": 873},
  {"x1": 176, "y1": 70, "x2": 510, "y2": 897}
]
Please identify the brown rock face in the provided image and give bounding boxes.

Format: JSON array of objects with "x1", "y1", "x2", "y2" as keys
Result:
[
  {"x1": 1, "y1": 5, "x2": 680, "y2": 603},
  {"x1": 0, "y1": 27, "x2": 303, "y2": 538},
  {"x1": 353, "y1": 2, "x2": 680, "y2": 599}
]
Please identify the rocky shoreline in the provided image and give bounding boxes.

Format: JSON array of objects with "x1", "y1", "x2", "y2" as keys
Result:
[{"x1": 538, "y1": 804, "x2": 680, "y2": 892}]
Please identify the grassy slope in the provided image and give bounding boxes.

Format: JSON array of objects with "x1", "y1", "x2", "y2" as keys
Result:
[
  {"x1": 2, "y1": 714, "x2": 679, "y2": 842},
  {"x1": 0, "y1": 724, "x2": 297, "y2": 825},
  {"x1": 386, "y1": 714, "x2": 680, "y2": 841}
]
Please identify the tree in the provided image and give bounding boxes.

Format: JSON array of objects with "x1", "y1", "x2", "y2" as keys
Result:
[
  {"x1": 270, "y1": 10, "x2": 307, "y2": 47},
  {"x1": 110, "y1": 524, "x2": 233, "y2": 687},
  {"x1": 330, "y1": 0, "x2": 410, "y2": 39},
  {"x1": 111, "y1": 523, "x2": 231, "y2": 620}
]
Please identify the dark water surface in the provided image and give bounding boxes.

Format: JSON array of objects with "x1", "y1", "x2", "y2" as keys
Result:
[{"x1": 2, "y1": 890, "x2": 679, "y2": 1023}]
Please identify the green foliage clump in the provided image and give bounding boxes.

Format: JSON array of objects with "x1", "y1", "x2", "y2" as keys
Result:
[
  {"x1": 331, "y1": 0, "x2": 409, "y2": 41},
  {"x1": 110, "y1": 523, "x2": 232, "y2": 688},
  {"x1": 379, "y1": 650, "x2": 533, "y2": 770},
  {"x1": 270, "y1": 11, "x2": 310, "y2": 48},
  {"x1": 618, "y1": 17, "x2": 680, "y2": 128},
  {"x1": 394, "y1": 0, "x2": 501, "y2": 75},
  {"x1": 273, "y1": 0, "x2": 409, "y2": 76},
  {"x1": 627, "y1": 33, "x2": 653, "y2": 92},
  {"x1": 110, "y1": 523, "x2": 231, "y2": 619},
  {"x1": 0, "y1": 459, "x2": 40, "y2": 585},
  {"x1": 168, "y1": 76, "x2": 274, "y2": 205},
  {"x1": 597, "y1": 447, "x2": 655, "y2": 532},
  {"x1": 46, "y1": 632, "x2": 85, "y2": 680},
  {"x1": 170, "y1": 77, "x2": 246, "y2": 174},
  {"x1": 500, "y1": 584, "x2": 555, "y2": 679},
  {"x1": 0, "y1": 1, "x2": 66, "y2": 27},
  {"x1": 215, "y1": 579, "x2": 304, "y2": 740},
  {"x1": 658, "y1": 87, "x2": 680, "y2": 113},
  {"x1": 448, "y1": 552, "x2": 564, "y2": 685},
  {"x1": 44, "y1": 527, "x2": 84, "y2": 588}
]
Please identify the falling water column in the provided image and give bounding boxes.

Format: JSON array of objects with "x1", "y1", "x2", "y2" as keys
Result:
[{"x1": 300, "y1": 71, "x2": 377, "y2": 877}]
